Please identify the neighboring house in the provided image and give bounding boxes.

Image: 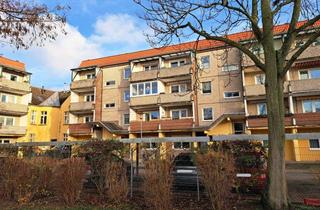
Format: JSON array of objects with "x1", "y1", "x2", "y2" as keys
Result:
[
  {"x1": 23, "y1": 87, "x2": 70, "y2": 142},
  {"x1": 0, "y1": 56, "x2": 32, "y2": 144},
  {"x1": 70, "y1": 21, "x2": 320, "y2": 161}
]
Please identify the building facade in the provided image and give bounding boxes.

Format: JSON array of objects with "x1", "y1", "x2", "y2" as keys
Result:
[{"x1": 0, "y1": 57, "x2": 31, "y2": 144}]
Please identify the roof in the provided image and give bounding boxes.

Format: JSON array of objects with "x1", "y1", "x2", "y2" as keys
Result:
[
  {"x1": 58, "y1": 91, "x2": 70, "y2": 105},
  {"x1": 0, "y1": 56, "x2": 25, "y2": 71},
  {"x1": 78, "y1": 20, "x2": 320, "y2": 69},
  {"x1": 93, "y1": 121, "x2": 128, "y2": 134},
  {"x1": 206, "y1": 113, "x2": 245, "y2": 131},
  {"x1": 31, "y1": 87, "x2": 56, "y2": 105}
]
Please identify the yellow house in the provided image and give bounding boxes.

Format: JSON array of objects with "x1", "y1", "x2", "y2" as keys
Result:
[{"x1": 22, "y1": 87, "x2": 70, "y2": 142}]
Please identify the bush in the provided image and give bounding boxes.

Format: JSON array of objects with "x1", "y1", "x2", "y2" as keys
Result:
[
  {"x1": 143, "y1": 154, "x2": 173, "y2": 210},
  {"x1": 196, "y1": 150, "x2": 236, "y2": 210},
  {"x1": 105, "y1": 160, "x2": 128, "y2": 202},
  {"x1": 53, "y1": 157, "x2": 87, "y2": 205}
]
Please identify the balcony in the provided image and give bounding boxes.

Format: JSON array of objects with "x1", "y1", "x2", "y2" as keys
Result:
[
  {"x1": 289, "y1": 78, "x2": 320, "y2": 96},
  {"x1": 130, "y1": 70, "x2": 158, "y2": 82},
  {"x1": 245, "y1": 84, "x2": 289, "y2": 98},
  {"x1": 130, "y1": 95, "x2": 159, "y2": 108},
  {"x1": 0, "y1": 78, "x2": 31, "y2": 95},
  {"x1": 247, "y1": 112, "x2": 320, "y2": 128},
  {"x1": 69, "y1": 102, "x2": 94, "y2": 114},
  {"x1": 69, "y1": 123, "x2": 92, "y2": 136},
  {"x1": 0, "y1": 102, "x2": 28, "y2": 116},
  {"x1": 159, "y1": 64, "x2": 192, "y2": 82},
  {"x1": 159, "y1": 92, "x2": 192, "y2": 105},
  {"x1": 70, "y1": 79, "x2": 95, "y2": 93},
  {"x1": 130, "y1": 118, "x2": 194, "y2": 132},
  {"x1": 0, "y1": 126, "x2": 27, "y2": 136}
]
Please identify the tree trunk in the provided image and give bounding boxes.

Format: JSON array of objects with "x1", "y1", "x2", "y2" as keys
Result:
[{"x1": 262, "y1": 57, "x2": 288, "y2": 209}]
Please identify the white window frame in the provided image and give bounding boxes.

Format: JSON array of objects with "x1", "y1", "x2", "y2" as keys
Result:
[
  {"x1": 257, "y1": 103, "x2": 267, "y2": 115},
  {"x1": 63, "y1": 133, "x2": 69, "y2": 141},
  {"x1": 255, "y1": 74, "x2": 266, "y2": 85},
  {"x1": 123, "y1": 90, "x2": 130, "y2": 102},
  {"x1": 170, "y1": 84, "x2": 187, "y2": 93},
  {"x1": 40, "y1": 111, "x2": 47, "y2": 125},
  {"x1": 172, "y1": 142, "x2": 191, "y2": 150},
  {"x1": 123, "y1": 67, "x2": 131, "y2": 80},
  {"x1": 202, "y1": 107, "x2": 213, "y2": 121},
  {"x1": 86, "y1": 73, "x2": 95, "y2": 79},
  {"x1": 144, "y1": 63, "x2": 159, "y2": 71},
  {"x1": 145, "y1": 142, "x2": 159, "y2": 150},
  {"x1": 224, "y1": 91, "x2": 240, "y2": 99},
  {"x1": 302, "y1": 99, "x2": 320, "y2": 113},
  {"x1": 0, "y1": 116, "x2": 15, "y2": 126},
  {"x1": 200, "y1": 56, "x2": 210, "y2": 68},
  {"x1": 222, "y1": 64, "x2": 238, "y2": 72},
  {"x1": 299, "y1": 69, "x2": 320, "y2": 80},
  {"x1": 64, "y1": 111, "x2": 69, "y2": 124},
  {"x1": 105, "y1": 103, "x2": 116, "y2": 109},
  {"x1": 170, "y1": 59, "x2": 186, "y2": 68},
  {"x1": 130, "y1": 81, "x2": 158, "y2": 97},
  {"x1": 170, "y1": 109, "x2": 188, "y2": 120},
  {"x1": 84, "y1": 115, "x2": 93, "y2": 123},
  {"x1": 123, "y1": 113, "x2": 130, "y2": 125},
  {"x1": 309, "y1": 139, "x2": 320, "y2": 150},
  {"x1": 143, "y1": 111, "x2": 160, "y2": 121},
  {"x1": 31, "y1": 110, "x2": 37, "y2": 124},
  {"x1": 201, "y1": 81, "x2": 212, "y2": 94},
  {"x1": 0, "y1": 94, "x2": 8, "y2": 103},
  {"x1": 84, "y1": 94, "x2": 95, "y2": 102}
]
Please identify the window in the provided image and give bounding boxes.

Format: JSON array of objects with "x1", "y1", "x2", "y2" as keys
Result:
[
  {"x1": 255, "y1": 74, "x2": 265, "y2": 85},
  {"x1": 40, "y1": 111, "x2": 47, "y2": 125},
  {"x1": 203, "y1": 108, "x2": 213, "y2": 121},
  {"x1": 222, "y1": 65, "x2": 238, "y2": 72},
  {"x1": 299, "y1": 69, "x2": 320, "y2": 80},
  {"x1": 0, "y1": 117, "x2": 14, "y2": 126},
  {"x1": 105, "y1": 103, "x2": 115, "y2": 108},
  {"x1": 224, "y1": 91, "x2": 240, "y2": 98},
  {"x1": 313, "y1": 38, "x2": 320, "y2": 46},
  {"x1": 309, "y1": 139, "x2": 320, "y2": 150},
  {"x1": 171, "y1": 84, "x2": 187, "y2": 93},
  {"x1": 1, "y1": 94, "x2": 7, "y2": 103},
  {"x1": 145, "y1": 142, "x2": 158, "y2": 150},
  {"x1": 29, "y1": 133, "x2": 35, "y2": 142},
  {"x1": 144, "y1": 111, "x2": 159, "y2": 121},
  {"x1": 31, "y1": 110, "x2": 37, "y2": 124},
  {"x1": 86, "y1": 73, "x2": 95, "y2": 79},
  {"x1": 233, "y1": 123, "x2": 244, "y2": 134},
  {"x1": 303, "y1": 100, "x2": 320, "y2": 113},
  {"x1": 295, "y1": 40, "x2": 305, "y2": 47},
  {"x1": 64, "y1": 111, "x2": 69, "y2": 124},
  {"x1": 200, "y1": 56, "x2": 210, "y2": 68},
  {"x1": 202, "y1": 81, "x2": 211, "y2": 94},
  {"x1": 173, "y1": 142, "x2": 191, "y2": 149},
  {"x1": 106, "y1": 80, "x2": 116, "y2": 86},
  {"x1": 124, "y1": 90, "x2": 130, "y2": 102},
  {"x1": 85, "y1": 94, "x2": 94, "y2": 102},
  {"x1": 171, "y1": 109, "x2": 187, "y2": 120},
  {"x1": 257, "y1": 103, "x2": 267, "y2": 115},
  {"x1": 124, "y1": 67, "x2": 131, "y2": 79},
  {"x1": 10, "y1": 75, "x2": 17, "y2": 81},
  {"x1": 63, "y1": 133, "x2": 68, "y2": 141},
  {"x1": 144, "y1": 64, "x2": 158, "y2": 71},
  {"x1": 130, "y1": 81, "x2": 158, "y2": 97},
  {"x1": 251, "y1": 46, "x2": 263, "y2": 55},
  {"x1": 0, "y1": 139, "x2": 10, "y2": 144},
  {"x1": 170, "y1": 60, "x2": 186, "y2": 68},
  {"x1": 84, "y1": 115, "x2": 93, "y2": 123},
  {"x1": 123, "y1": 114, "x2": 130, "y2": 125}
]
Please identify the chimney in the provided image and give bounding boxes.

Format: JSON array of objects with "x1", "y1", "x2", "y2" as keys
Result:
[{"x1": 41, "y1": 86, "x2": 45, "y2": 94}]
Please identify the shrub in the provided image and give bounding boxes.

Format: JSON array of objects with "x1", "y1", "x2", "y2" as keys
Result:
[
  {"x1": 143, "y1": 153, "x2": 174, "y2": 210},
  {"x1": 105, "y1": 160, "x2": 128, "y2": 202},
  {"x1": 196, "y1": 150, "x2": 236, "y2": 210},
  {"x1": 53, "y1": 157, "x2": 87, "y2": 205}
]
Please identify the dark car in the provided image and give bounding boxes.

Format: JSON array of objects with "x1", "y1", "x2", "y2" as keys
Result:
[
  {"x1": 172, "y1": 152, "x2": 203, "y2": 191},
  {"x1": 234, "y1": 151, "x2": 267, "y2": 193}
]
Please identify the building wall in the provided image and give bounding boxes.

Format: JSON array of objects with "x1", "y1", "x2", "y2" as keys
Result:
[{"x1": 58, "y1": 96, "x2": 70, "y2": 141}]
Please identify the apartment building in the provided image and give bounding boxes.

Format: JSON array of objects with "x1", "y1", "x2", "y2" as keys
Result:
[
  {"x1": 23, "y1": 87, "x2": 70, "y2": 142},
  {"x1": 0, "y1": 56, "x2": 31, "y2": 144},
  {"x1": 243, "y1": 35, "x2": 320, "y2": 161}
]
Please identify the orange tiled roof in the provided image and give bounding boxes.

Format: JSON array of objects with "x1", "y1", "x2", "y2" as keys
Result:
[
  {"x1": 79, "y1": 20, "x2": 320, "y2": 68},
  {"x1": 0, "y1": 56, "x2": 25, "y2": 71}
]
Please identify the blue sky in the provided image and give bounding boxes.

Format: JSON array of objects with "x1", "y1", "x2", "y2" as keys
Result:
[{"x1": 2, "y1": 0, "x2": 150, "y2": 90}]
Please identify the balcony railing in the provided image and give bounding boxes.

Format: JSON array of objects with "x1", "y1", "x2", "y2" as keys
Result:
[
  {"x1": 0, "y1": 78, "x2": 31, "y2": 95},
  {"x1": 70, "y1": 79, "x2": 95, "y2": 92},
  {"x1": 0, "y1": 102, "x2": 28, "y2": 116},
  {"x1": 69, "y1": 102, "x2": 94, "y2": 114},
  {"x1": 245, "y1": 83, "x2": 289, "y2": 97},
  {"x1": 247, "y1": 112, "x2": 320, "y2": 128},
  {"x1": 69, "y1": 123, "x2": 92, "y2": 136},
  {"x1": 289, "y1": 78, "x2": 320, "y2": 95},
  {"x1": 159, "y1": 92, "x2": 192, "y2": 104},
  {"x1": 130, "y1": 70, "x2": 158, "y2": 82},
  {"x1": 130, "y1": 95, "x2": 159, "y2": 107},
  {"x1": 130, "y1": 118, "x2": 194, "y2": 132},
  {"x1": 0, "y1": 126, "x2": 27, "y2": 136}
]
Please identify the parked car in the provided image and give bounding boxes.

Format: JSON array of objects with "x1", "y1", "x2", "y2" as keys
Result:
[{"x1": 234, "y1": 151, "x2": 267, "y2": 193}]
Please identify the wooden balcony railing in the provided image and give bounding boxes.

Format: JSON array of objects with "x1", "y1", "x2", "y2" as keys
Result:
[
  {"x1": 69, "y1": 123, "x2": 92, "y2": 136},
  {"x1": 130, "y1": 118, "x2": 194, "y2": 132}
]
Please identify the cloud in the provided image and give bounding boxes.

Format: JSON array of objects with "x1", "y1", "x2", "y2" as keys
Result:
[{"x1": 90, "y1": 13, "x2": 147, "y2": 46}]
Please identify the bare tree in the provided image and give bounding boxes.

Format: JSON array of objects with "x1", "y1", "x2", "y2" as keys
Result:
[
  {"x1": 0, "y1": 0, "x2": 68, "y2": 49},
  {"x1": 134, "y1": 0, "x2": 320, "y2": 209}
]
